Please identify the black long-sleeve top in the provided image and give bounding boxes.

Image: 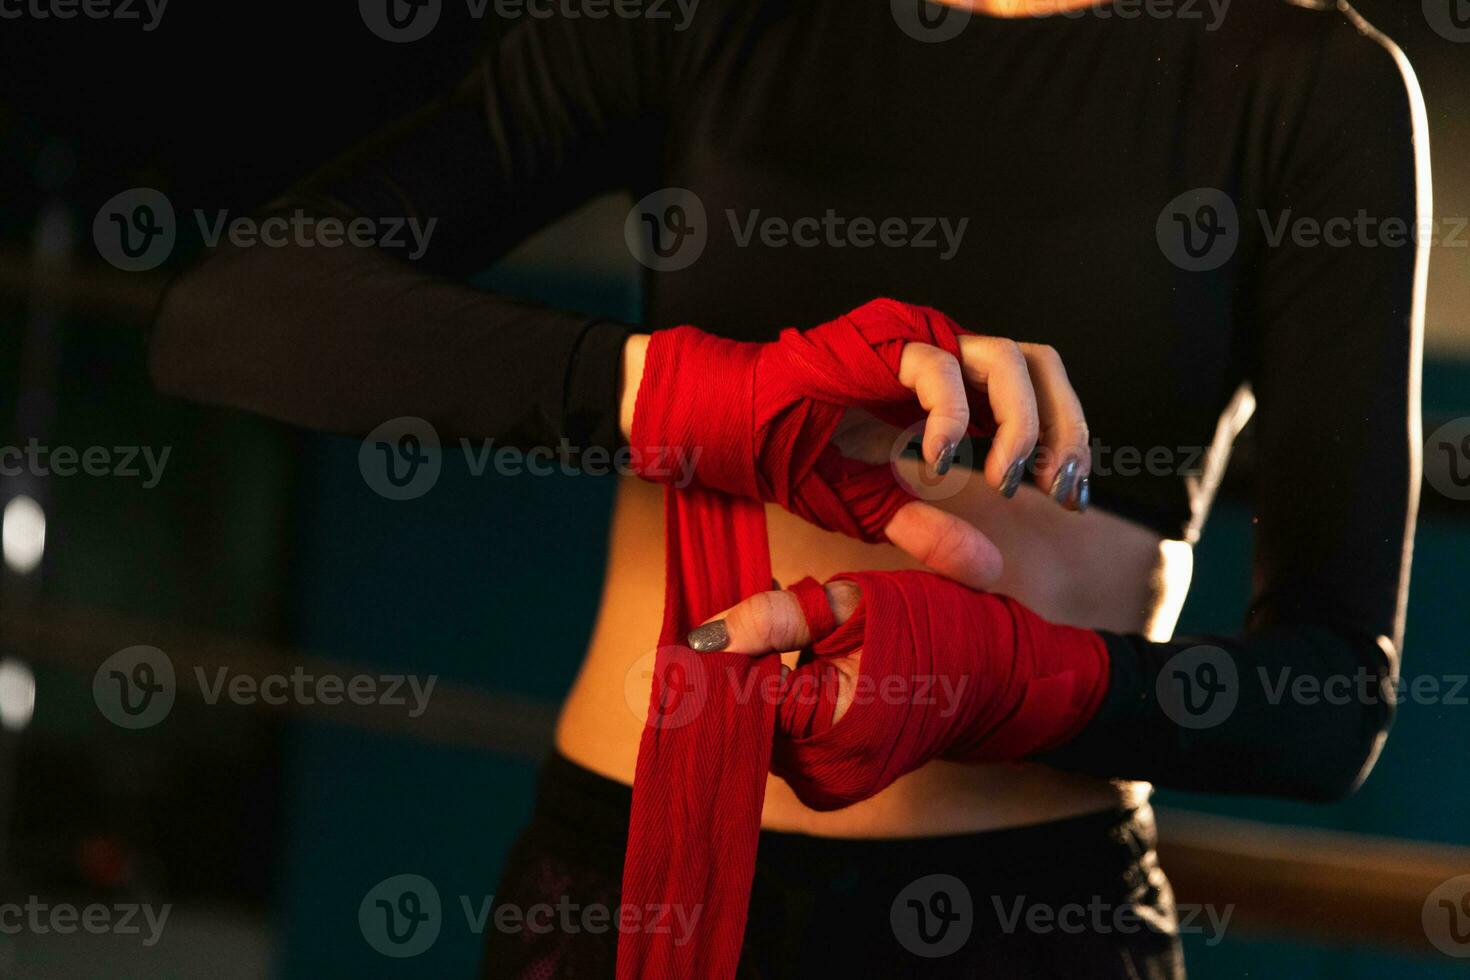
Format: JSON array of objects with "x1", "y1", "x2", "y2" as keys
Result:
[{"x1": 148, "y1": 0, "x2": 1426, "y2": 801}]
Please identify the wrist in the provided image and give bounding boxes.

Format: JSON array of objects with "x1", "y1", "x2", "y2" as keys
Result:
[{"x1": 618, "y1": 333, "x2": 650, "y2": 442}]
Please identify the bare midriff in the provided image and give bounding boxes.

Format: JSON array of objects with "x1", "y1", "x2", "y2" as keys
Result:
[{"x1": 556, "y1": 460, "x2": 1191, "y2": 837}]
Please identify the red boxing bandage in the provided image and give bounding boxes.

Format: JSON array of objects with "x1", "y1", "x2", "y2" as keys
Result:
[
  {"x1": 629, "y1": 298, "x2": 981, "y2": 542},
  {"x1": 771, "y1": 570, "x2": 1109, "y2": 811},
  {"x1": 617, "y1": 300, "x2": 1109, "y2": 980}
]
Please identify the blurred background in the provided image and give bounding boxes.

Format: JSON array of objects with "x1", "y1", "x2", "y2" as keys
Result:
[{"x1": 0, "y1": 2, "x2": 1467, "y2": 977}]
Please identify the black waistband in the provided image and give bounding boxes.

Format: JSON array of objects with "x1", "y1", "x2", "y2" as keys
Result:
[{"x1": 527, "y1": 751, "x2": 1151, "y2": 897}]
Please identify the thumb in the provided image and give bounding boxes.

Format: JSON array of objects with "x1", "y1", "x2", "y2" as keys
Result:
[
  {"x1": 687, "y1": 580, "x2": 861, "y2": 656},
  {"x1": 885, "y1": 500, "x2": 1003, "y2": 589}
]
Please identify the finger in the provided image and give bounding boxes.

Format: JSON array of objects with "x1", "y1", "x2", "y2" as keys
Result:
[
  {"x1": 897, "y1": 343, "x2": 969, "y2": 474},
  {"x1": 954, "y1": 335, "x2": 1040, "y2": 499},
  {"x1": 1017, "y1": 342, "x2": 1091, "y2": 511},
  {"x1": 687, "y1": 581, "x2": 862, "y2": 656},
  {"x1": 885, "y1": 500, "x2": 1003, "y2": 589}
]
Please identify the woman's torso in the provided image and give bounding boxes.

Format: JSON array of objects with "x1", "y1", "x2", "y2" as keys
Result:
[{"x1": 556, "y1": 0, "x2": 1353, "y2": 835}]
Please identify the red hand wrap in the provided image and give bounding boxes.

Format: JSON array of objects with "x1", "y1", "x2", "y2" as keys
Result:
[
  {"x1": 629, "y1": 298, "x2": 976, "y2": 541},
  {"x1": 617, "y1": 300, "x2": 1109, "y2": 980},
  {"x1": 771, "y1": 571, "x2": 1109, "y2": 811}
]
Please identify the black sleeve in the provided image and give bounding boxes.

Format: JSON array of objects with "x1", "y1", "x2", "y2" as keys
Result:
[
  {"x1": 149, "y1": 15, "x2": 679, "y2": 450},
  {"x1": 1043, "y1": 24, "x2": 1425, "y2": 801}
]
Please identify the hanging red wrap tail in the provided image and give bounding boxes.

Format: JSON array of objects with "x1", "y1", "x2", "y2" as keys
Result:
[{"x1": 616, "y1": 485, "x2": 776, "y2": 980}]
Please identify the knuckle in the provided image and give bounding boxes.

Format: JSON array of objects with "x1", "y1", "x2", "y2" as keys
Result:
[
  {"x1": 917, "y1": 344, "x2": 949, "y2": 375},
  {"x1": 996, "y1": 338, "x2": 1026, "y2": 368},
  {"x1": 919, "y1": 519, "x2": 970, "y2": 571},
  {"x1": 726, "y1": 594, "x2": 766, "y2": 645},
  {"x1": 1030, "y1": 343, "x2": 1063, "y2": 370},
  {"x1": 769, "y1": 592, "x2": 805, "y2": 649},
  {"x1": 825, "y1": 580, "x2": 862, "y2": 622},
  {"x1": 739, "y1": 590, "x2": 798, "y2": 650},
  {"x1": 1011, "y1": 401, "x2": 1041, "y2": 441}
]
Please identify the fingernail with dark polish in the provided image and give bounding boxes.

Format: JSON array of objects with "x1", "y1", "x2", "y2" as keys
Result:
[
  {"x1": 934, "y1": 440, "x2": 955, "y2": 476},
  {"x1": 1049, "y1": 458, "x2": 1079, "y2": 505},
  {"x1": 1001, "y1": 459, "x2": 1025, "y2": 499},
  {"x1": 687, "y1": 621, "x2": 729, "y2": 652},
  {"x1": 1076, "y1": 476, "x2": 1090, "y2": 513}
]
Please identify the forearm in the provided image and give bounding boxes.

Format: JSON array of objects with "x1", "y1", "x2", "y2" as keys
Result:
[
  {"x1": 149, "y1": 235, "x2": 631, "y2": 452},
  {"x1": 1040, "y1": 624, "x2": 1396, "y2": 802}
]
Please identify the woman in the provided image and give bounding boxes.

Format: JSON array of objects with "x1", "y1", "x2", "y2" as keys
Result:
[{"x1": 147, "y1": 0, "x2": 1428, "y2": 975}]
